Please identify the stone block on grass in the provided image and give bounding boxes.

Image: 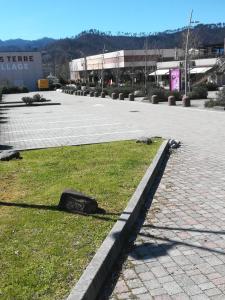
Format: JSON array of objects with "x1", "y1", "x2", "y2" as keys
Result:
[
  {"x1": 58, "y1": 189, "x2": 99, "y2": 214},
  {"x1": 0, "y1": 150, "x2": 22, "y2": 161}
]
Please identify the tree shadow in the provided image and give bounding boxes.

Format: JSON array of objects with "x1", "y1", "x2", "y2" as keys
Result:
[
  {"x1": 138, "y1": 231, "x2": 225, "y2": 256},
  {"x1": 0, "y1": 101, "x2": 23, "y2": 105},
  {"x1": 129, "y1": 242, "x2": 175, "y2": 260},
  {"x1": 143, "y1": 224, "x2": 225, "y2": 236},
  {"x1": 0, "y1": 145, "x2": 13, "y2": 150},
  {"x1": 0, "y1": 200, "x2": 125, "y2": 222}
]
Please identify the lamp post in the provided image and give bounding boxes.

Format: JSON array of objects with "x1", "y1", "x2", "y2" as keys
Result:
[
  {"x1": 101, "y1": 45, "x2": 106, "y2": 93},
  {"x1": 184, "y1": 10, "x2": 199, "y2": 96},
  {"x1": 144, "y1": 38, "x2": 148, "y2": 95}
]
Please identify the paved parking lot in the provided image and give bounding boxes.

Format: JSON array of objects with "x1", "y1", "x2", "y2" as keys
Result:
[
  {"x1": 0, "y1": 91, "x2": 222, "y2": 150},
  {"x1": 1, "y1": 91, "x2": 225, "y2": 299}
]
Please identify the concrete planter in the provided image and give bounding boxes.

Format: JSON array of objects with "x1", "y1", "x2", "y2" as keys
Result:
[
  {"x1": 151, "y1": 95, "x2": 158, "y2": 104},
  {"x1": 168, "y1": 95, "x2": 176, "y2": 106},
  {"x1": 119, "y1": 93, "x2": 124, "y2": 100},
  {"x1": 129, "y1": 93, "x2": 134, "y2": 101},
  {"x1": 182, "y1": 95, "x2": 191, "y2": 107},
  {"x1": 111, "y1": 93, "x2": 117, "y2": 100}
]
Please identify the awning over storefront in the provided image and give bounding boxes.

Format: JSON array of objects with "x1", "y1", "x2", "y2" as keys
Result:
[
  {"x1": 190, "y1": 67, "x2": 213, "y2": 74},
  {"x1": 149, "y1": 69, "x2": 169, "y2": 76}
]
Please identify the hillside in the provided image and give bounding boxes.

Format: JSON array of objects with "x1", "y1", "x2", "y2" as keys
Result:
[{"x1": 0, "y1": 23, "x2": 224, "y2": 80}]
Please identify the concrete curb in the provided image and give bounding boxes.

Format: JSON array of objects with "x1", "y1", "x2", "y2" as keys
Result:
[{"x1": 66, "y1": 140, "x2": 169, "y2": 300}]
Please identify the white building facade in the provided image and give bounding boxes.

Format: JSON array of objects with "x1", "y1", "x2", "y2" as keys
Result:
[{"x1": 0, "y1": 52, "x2": 43, "y2": 90}]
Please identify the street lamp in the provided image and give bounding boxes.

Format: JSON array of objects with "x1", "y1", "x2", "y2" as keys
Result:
[
  {"x1": 101, "y1": 45, "x2": 106, "y2": 93},
  {"x1": 144, "y1": 38, "x2": 148, "y2": 95},
  {"x1": 184, "y1": 9, "x2": 199, "y2": 96}
]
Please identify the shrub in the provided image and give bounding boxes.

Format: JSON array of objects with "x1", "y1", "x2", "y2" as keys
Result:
[
  {"x1": 205, "y1": 99, "x2": 225, "y2": 108},
  {"x1": 32, "y1": 94, "x2": 47, "y2": 102},
  {"x1": 188, "y1": 85, "x2": 208, "y2": 99},
  {"x1": 148, "y1": 87, "x2": 182, "y2": 102},
  {"x1": 205, "y1": 82, "x2": 218, "y2": 91},
  {"x1": 0, "y1": 86, "x2": 29, "y2": 94},
  {"x1": 217, "y1": 87, "x2": 225, "y2": 102},
  {"x1": 205, "y1": 88, "x2": 225, "y2": 108},
  {"x1": 20, "y1": 86, "x2": 29, "y2": 93},
  {"x1": 22, "y1": 97, "x2": 34, "y2": 105},
  {"x1": 32, "y1": 93, "x2": 42, "y2": 102}
]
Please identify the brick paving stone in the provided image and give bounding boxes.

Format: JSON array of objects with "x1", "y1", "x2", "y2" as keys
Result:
[
  {"x1": 136, "y1": 294, "x2": 153, "y2": 300},
  {"x1": 151, "y1": 266, "x2": 168, "y2": 278},
  {"x1": 123, "y1": 269, "x2": 137, "y2": 280},
  {"x1": 192, "y1": 274, "x2": 209, "y2": 284},
  {"x1": 143, "y1": 279, "x2": 161, "y2": 290},
  {"x1": 153, "y1": 294, "x2": 171, "y2": 300},
  {"x1": 131, "y1": 287, "x2": 148, "y2": 295},
  {"x1": 114, "y1": 280, "x2": 129, "y2": 294},
  {"x1": 191, "y1": 294, "x2": 210, "y2": 300},
  {"x1": 205, "y1": 287, "x2": 222, "y2": 297},
  {"x1": 210, "y1": 295, "x2": 225, "y2": 300},
  {"x1": 117, "y1": 293, "x2": 132, "y2": 300},
  {"x1": 134, "y1": 264, "x2": 149, "y2": 274},
  {"x1": 127, "y1": 279, "x2": 143, "y2": 289},
  {"x1": 162, "y1": 282, "x2": 183, "y2": 295},
  {"x1": 171, "y1": 293, "x2": 190, "y2": 300}
]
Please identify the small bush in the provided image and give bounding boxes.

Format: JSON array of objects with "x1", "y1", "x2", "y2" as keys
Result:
[
  {"x1": 148, "y1": 87, "x2": 182, "y2": 102},
  {"x1": 32, "y1": 94, "x2": 47, "y2": 102},
  {"x1": 217, "y1": 87, "x2": 225, "y2": 102},
  {"x1": 32, "y1": 93, "x2": 42, "y2": 102},
  {"x1": 206, "y1": 82, "x2": 218, "y2": 91},
  {"x1": 205, "y1": 99, "x2": 225, "y2": 108},
  {"x1": 188, "y1": 85, "x2": 208, "y2": 99},
  {"x1": 20, "y1": 86, "x2": 29, "y2": 93},
  {"x1": 0, "y1": 86, "x2": 29, "y2": 94},
  {"x1": 22, "y1": 97, "x2": 34, "y2": 105}
]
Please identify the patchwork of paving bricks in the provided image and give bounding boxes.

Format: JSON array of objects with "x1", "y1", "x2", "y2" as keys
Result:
[{"x1": 102, "y1": 144, "x2": 225, "y2": 300}]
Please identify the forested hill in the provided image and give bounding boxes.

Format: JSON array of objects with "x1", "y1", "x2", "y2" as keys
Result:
[
  {"x1": 45, "y1": 23, "x2": 225, "y2": 59},
  {"x1": 0, "y1": 23, "x2": 224, "y2": 79}
]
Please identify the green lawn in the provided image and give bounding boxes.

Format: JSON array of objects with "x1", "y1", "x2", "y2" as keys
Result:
[{"x1": 0, "y1": 140, "x2": 162, "y2": 300}]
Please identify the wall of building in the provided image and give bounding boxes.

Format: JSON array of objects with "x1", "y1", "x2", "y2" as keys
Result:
[
  {"x1": 69, "y1": 48, "x2": 184, "y2": 79},
  {"x1": 0, "y1": 52, "x2": 43, "y2": 91}
]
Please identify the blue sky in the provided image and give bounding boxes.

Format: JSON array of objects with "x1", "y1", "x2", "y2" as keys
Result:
[{"x1": 1, "y1": 0, "x2": 225, "y2": 40}]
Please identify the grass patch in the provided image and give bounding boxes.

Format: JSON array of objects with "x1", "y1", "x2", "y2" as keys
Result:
[{"x1": 0, "y1": 140, "x2": 162, "y2": 299}]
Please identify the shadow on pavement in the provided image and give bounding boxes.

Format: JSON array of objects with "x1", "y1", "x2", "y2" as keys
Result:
[
  {"x1": 98, "y1": 152, "x2": 170, "y2": 300},
  {"x1": 0, "y1": 145, "x2": 13, "y2": 150}
]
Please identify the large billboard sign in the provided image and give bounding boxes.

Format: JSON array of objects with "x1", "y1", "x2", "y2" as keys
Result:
[
  {"x1": 170, "y1": 68, "x2": 181, "y2": 91},
  {"x1": 0, "y1": 52, "x2": 43, "y2": 90},
  {"x1": 0, "y1": 55, "x2": 34, "y2": 72}
]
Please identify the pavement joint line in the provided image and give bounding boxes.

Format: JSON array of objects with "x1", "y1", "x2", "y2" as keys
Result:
[
  {"x1": 66, "y1": 140, "x2": 169, "y2": 300},
  {"x1": 6, "y1": 114, "x2": 95, "y2": 121},
  {"x1": 3, "y1": 123, "x2": 122, "y2": 134},
  {"x1": 4, "y1": 130, "x2": 144, "y2": 143}
]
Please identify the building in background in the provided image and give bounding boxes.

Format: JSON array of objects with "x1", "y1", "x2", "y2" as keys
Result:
[
  {"x1": 69, "y1": 49, "x2": 184, "y2": 84},
  {"x1": 0, "y1": 52, "x2": 43, "y2": 91},
  {"x1": 149, "y1": 57, "x2": 225, "y2": 88}
]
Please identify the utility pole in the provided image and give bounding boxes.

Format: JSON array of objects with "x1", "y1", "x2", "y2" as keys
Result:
[
  {"x1": 101, "y1": 45, "x2": 106, "y2": 93},
  {"x1": 184, "y1": 9, "x2": 193, "y2": 96},
  {"x1": 144, "y1": 38, "x2": 148, "y2": 95},
  {"x1": 84, "y1": 56, "x2": 87, "y2": 84}
]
